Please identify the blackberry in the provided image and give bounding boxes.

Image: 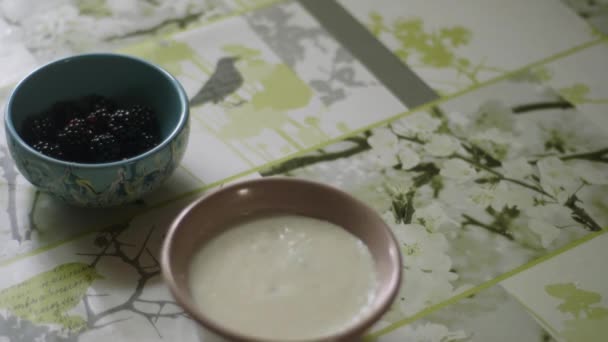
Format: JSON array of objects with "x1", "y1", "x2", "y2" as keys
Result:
[
  {"x1": 23, "y1": 116, "x2": 56, "y2": 143},
  {"x1": 138, "y1": 132, "x2": 159, "y2": 151},
  {"x1": 58, "y1": 118, "x2": 92, "y2": 144},
  {"x1": 90, "y1": 133, "x2": 120, "y2": 162},
  {"x1": 123, "y1": 132, "x2": 159, "y2": 158},
  {"x1": 108, "y1": 109, "x2": 139, "y2": 141},
  {"x1": 23, "y1": 94, "x2": 162, "y2": 164},
  {"x1": 57, "y1": 118, "x2": 93, "y2": 161},
  {"x1": 48, "y1": 101, "x2": 83, "y2": 127},
  {"x1": 129, "y1": 105, "x2": 156, "y2": 129},
  {"x1": 32, "y1": 141, "x2": 63, "y2": 159},
  {"x1": 86, "y1": 107, "x2": 113, "y2": 133}
]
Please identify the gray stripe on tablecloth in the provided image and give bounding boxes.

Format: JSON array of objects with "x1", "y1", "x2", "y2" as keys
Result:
[{"x1": 298, "y1": 0, "x2": 439, "y2": 108}]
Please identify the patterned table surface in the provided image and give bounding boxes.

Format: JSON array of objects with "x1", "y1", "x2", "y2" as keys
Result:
[{"x1": 0, "y1": 0, "x2": 607, "y2": 341}]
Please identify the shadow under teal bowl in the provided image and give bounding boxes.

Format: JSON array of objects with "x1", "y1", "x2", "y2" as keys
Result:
[{"x1": 4, "y1": 53, "x2": 190, "y2": 207}]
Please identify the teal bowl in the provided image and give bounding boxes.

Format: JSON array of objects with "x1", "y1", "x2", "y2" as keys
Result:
[{"x1": 4, "y1": 53, "x2": 190, "y2": 207}]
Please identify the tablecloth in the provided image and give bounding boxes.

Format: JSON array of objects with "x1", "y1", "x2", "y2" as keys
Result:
[{"x1": 0, "y1": 0, "x2": 607, "y2": 341}]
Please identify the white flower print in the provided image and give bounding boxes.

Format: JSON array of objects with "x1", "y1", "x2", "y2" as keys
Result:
[
  {"x1": 440, "y1": 159, "x2": 477, "y2": 183},
  {"x1": 537, "y1": 110, "x2": 608, "y2": 154},
  {"x1": 470, "y1": 128, "x2": 518, "y2": 161},
  {"x1": 396, "y1": 268, "x2": 457, "y2": 317},
  {"x1": 392, "y1": 111, "x2": 442, "y2": 141},
  {"x1": 567, "y1": 160, "x2": 608, "y2": 185},
  {"x1": 425, "y1": 134, "x2": 459, "y2": 157},
  {"x1": 472, "y1": 100, "x2": 514, "y2": 132},
  {"x1": 397, "y1": 145, "x2": 421, "y2": 170},
  {"x1": 367, "y1": 148, "x2": 399, "y2": 168},
  {"x1": 468, "y1": 185, "x2": 495, "y2": 208},
  {"x1": 280, "y1": 79, "x2": 608, "y2": 331},
  {"x1": 412, "y1": 202, "x2": 452, "y2": 232},
  {"x1": 367, "y1": 128, "x2": 399, "y2": 168},
  {"x1": 502, "y1": 157, "x2": 534, "y2": 180},
  {"x1": 491, "y1": 181, "x2": 536, "y2": 211},
  {"x1": 524, "y1": 202, "x2": 574, "y2": 227},
  {"x1": 367, "y1": 128, "x2": 425, "y2": 169},
  {"x1": 368, "y1": 127, "x2": 398, "y2": 150},
  {"x1": 391, "y1": 223, "x2": 452, "y2": 272},
  {"x1": 527, "y1": 218, "x2": 561, "y2": 248},
  {"x1": 446, "y1": 110, "x2": 471, "y2": 136},
  {"x1": 537, "y1": 156, "x2": 581, "y2": 204},
  {"x1": 381, "y1": 212, "x2": 457, "y2": 317}
]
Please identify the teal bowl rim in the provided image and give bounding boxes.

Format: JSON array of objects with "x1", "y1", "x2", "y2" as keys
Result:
[{"x1": 4, "y1": 52, "x2": 190, "y2": 169}]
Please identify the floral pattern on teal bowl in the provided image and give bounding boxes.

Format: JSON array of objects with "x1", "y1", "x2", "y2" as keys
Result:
[
  {"x1": 4, "y1": 53, "x2": 190, "y2": 207},
  {"x1": 7, "y1": 124, "x2": 189, "y2": 207}
]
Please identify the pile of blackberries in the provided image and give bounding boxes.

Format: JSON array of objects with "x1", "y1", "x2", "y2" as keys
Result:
[{"x1": 22, "y1": 95, "x2": 161, "y2": 163}]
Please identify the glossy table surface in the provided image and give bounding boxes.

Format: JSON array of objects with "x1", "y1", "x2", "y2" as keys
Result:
[{"x1": 0, "y1": 1, "x2": 607, "y2": 341}]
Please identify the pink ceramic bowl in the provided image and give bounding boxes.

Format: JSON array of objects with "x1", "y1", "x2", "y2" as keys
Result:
[{"x1": 161, "y1": 177, "x2": 402, "y2": 342}]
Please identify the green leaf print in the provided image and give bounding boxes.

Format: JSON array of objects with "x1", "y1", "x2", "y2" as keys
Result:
[
  {"x1": 388, "y1": 16, "x2": 463, "y2": 68},
  {"x1": 559, "y1": 84, "x2": 591, "y2": 104},
  {"x1": 75, "y1": 0, "x2": 112, "y2": 18},
  {"x1": 251, "y1": 64, "x2": 312, "y2": 110},
  {"x1": 533, "y1": 66, "x2": 554, "y2": 82},
  {"x1": 223, "y1": 44, "x2": 263, "y2": 60},
  {"x1": 546, "y1": 283, "x2": 602, "y2": 319},
  {"x1": 368, "y1": 13, "x2": 505, "y2": 86},
  {"x1": 546, "y1": 283, "x2": 608, "y2": 342},
  {"x1": 439, "y1": 27, "x2": 471, "y2": 47},
  {"x1": 0, "y1": 263, "x2": 102, "y2": 332},
  {"x1": 369, "y1": 11, "x2": 387, "y2": 36},
  {"x1": 557, "y1": 83, "x2": 608, "y2": 105}
]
